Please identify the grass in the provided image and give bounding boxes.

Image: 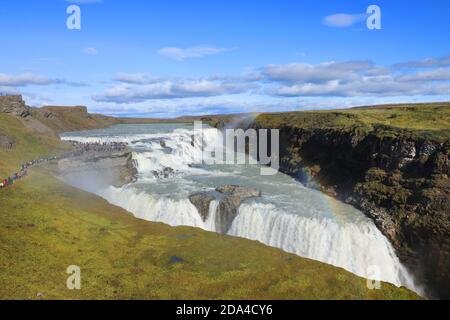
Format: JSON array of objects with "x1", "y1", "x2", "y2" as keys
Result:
[
  {"x1": 0, "y1": 170, "x2": 419, "y2": 300},
  {"x1": 0, "y1": 114, "x2": 69, "y2": 177},
  {"x1": 255, "y1": 103, "x2": 450, "y2": 141},
  {"x1": 0, "y1": 112, "x2": 420, "y2": 300}
]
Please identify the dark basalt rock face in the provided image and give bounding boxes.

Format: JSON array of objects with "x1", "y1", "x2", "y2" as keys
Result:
[
  {"x1": 188, "y1": 193, "x2": 216, "y2": 221},
  {"x1": 251, "y1": 122, "x2": 449, "y2": 299},
  {"x1": 189, "y1": 185, "x2": 261, "y2": 234}
]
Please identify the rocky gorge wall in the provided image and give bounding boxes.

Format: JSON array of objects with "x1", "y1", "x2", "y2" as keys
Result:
[{"x1": 248, "y1": 120, "x2": 449, "y2": 299}]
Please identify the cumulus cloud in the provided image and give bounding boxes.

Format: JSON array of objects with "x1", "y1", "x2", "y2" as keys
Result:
[
  {"x1": 393, "y1": 54, "x2": 450, "y2": 69},
  {"x1": 0, "y1": 73, "x2": 86, "y2": 87},
  {"x1": 91, "y1": 54, "x2": 450, "y2": 106},
  {"x1": 396, "y1": 68, "x2": 450, "y2": 82},
  {"x1": 158, "y1": 46, "x2": 234, "y2": 61},
  {"x1": 82, "y1": 47, "x2": 98, "y2": 55},
  {"x1": 93, "y1": 79, "x2": 255, "y2": 103},
  {"x1": 113, "y1": 73, "x2": 161, "y2": 84},
  {"x1": 66, "y1": 0, "x2": 102, "y2": 4},
  {"x1": 270, "y1": 77, "x2": 425, "y2": 97},
  {"x1": 262, "y1": 61, "x2": 374, "y2": 84},
  {"x1": 322, "y1": 13, "x2": 367, "y2": 28}
]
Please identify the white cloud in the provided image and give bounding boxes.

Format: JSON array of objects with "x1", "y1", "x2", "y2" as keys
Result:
[
  {"x1": 82, "y1": 47, "x2": 98, "y2": 55},
  {"x1": 0, "y1": 73, "x2": 55, "y2": 86},
  {"x1": 0, "y1": 73, "x2": 87, "y2": 87},
  {"x1": 93, "y1": 79, "x2": 255, "y2": 103},
  {"x1": 113, "y1": 73, "x2": 160, "y2": 84},
  {"x1": 158, "y1": 46, "x2": 234, "y2": 61},
  {"x1": 397, "y1": 68, "x2": 450, "y2": 82},
  {"x1": 322, "y1": 13, "x2": 367, "y2": 28},
  {"x1": 394, "y1": 55, "x2": 450, "y2": 69},
  {"x1": 262, "y1": 61, "x2": 374, "y2": 84},
  {"x1": 66, "y1": 0, "x2": 102, "y2": 4},
  {"x1": 90, "y1": 54, "x2": 450, "y2": 107}
]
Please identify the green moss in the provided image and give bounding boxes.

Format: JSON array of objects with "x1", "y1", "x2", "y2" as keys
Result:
[
  {"x1": 255, "y1": 103, "x2": 450, "y2": 142},
  {"x1": 366, "y1": 168, "x2": 388, "y2": 182},
  {"x1": 0, "y1": 172, "x2": 420, "y2": 299},
  {"x1": 0, "y1": 114, "x2": 70, "y2": 177}
]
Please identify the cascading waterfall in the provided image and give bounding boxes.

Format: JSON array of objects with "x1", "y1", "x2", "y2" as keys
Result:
[{"x1": 61, "y1": 123, "x2": 420, "y2": 294}]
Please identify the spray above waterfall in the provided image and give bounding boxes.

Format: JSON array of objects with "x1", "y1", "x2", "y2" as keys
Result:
[{"x1": 189, "y1": 121, "x2": 281, "y2": 176}]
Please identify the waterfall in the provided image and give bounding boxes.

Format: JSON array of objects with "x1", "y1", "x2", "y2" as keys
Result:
[{"x1": 62, "y1": 123, "x2": 421, "y2": 294}]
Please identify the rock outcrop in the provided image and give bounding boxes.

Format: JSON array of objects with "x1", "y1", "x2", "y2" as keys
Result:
[
  {"x1": 249, "y1": 120, "x2": 449, "y2": 299},
  {"x1": 57, "y1": 152, "x2": 138, "y2": 188},
  {"x1": 152, "y1": 167, "x2": 177, "y2": 179},
  {"x1": 215, "y1": 185, "x2": 261, "y2": 233},
  {"x1": 0, "y1": 95, "x2": 31, "y2": 118},
  {"x1": 0, "y1": 133, "x2": 15, "y2": 150},
  {"x1": 189, "y1": 185, "x2": 261, "y2": 233},
  {"x1": 0, "y1": 95, "x2": 120, "y2": 138},
  {"x1": 188, "y1": 193, "x2": 216, "y2": 221}
]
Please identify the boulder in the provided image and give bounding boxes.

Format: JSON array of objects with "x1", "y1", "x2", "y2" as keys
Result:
[
  {"x1": 189, "y1": 193, "x2": 215, "y2": 221},
  {"x1": 188, "y1": 185, "x2": 261, "y2": 233},
  {"x1": 215, "y1": 185, "x2": 261, "y2": 233},
  {"x1": 152, "y1": 167, "x2": 176, "y2": 179}
]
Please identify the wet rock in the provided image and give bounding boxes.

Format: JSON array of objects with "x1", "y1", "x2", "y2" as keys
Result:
[
  {"x1": 216, "y1": 185, "x2": 261, "y2": 198},
  {"x1": 169, "y1": 256, "x2": 185, "y2": 264},
  {"x1": 215, "y1": 185, "x2": 261, "y2": 234},
  {"x1": 188, "y1": 185, "x2": 261, "y2": 234},
  {"x1": 152, "y1": 167, "x2": 176, "y2": 179},
  {"x1": 57, "y1": 152, "x2": 137, "y2": 188},
  {"x1": 188, "y1": 193, "x2": 215, "y2": 221}
]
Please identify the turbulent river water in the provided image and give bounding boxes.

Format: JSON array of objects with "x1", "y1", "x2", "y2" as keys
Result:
[{"x1": 61, "y1": 123, "x2": 420, "y2": 294}]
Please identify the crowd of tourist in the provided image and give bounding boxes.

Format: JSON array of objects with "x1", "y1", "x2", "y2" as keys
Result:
[{"x1": 0, "y1": 141, "x2": 128, "y2": 190}]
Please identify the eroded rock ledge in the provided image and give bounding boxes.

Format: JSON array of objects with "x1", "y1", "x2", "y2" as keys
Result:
[
  {"x1": 189, "y1": 185, "x2": 261, "y2": 233},
  {"x1": 57, "y1": 151, "x2": 138, "y2": 188}
]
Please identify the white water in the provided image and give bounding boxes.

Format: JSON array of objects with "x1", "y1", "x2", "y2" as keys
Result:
[{"x1": 61, "y1": 123, "x2": 420, "y2": 294}]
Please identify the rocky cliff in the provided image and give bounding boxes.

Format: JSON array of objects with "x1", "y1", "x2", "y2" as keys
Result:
[
  {"x1": 249, "y1": 106, "x2": 450, "y2": 299},
  {"x1": 0, "y1": 95, "x2": 32, "y2": 117},
  {"x1": 0, "y1": 95, "x2": 119, "y2": 136}
]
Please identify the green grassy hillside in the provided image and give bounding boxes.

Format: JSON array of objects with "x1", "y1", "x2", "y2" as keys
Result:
[
  {"x1": 34, "y1": 106, "x2": 119, "y2": 134},
  {"x1": 256, "y1": 103, "x2": 450, "y2": 141},
  {"x1": 0, "y1": 114, "x2": 69, "y2": 177},
  {"x1": 0, "y1": 170, "x2": 419, "y2": 300}
]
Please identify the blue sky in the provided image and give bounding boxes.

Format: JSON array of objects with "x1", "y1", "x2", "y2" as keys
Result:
[{"x1": 1, "y1": 0, "x2": 450, "y2": 117}]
